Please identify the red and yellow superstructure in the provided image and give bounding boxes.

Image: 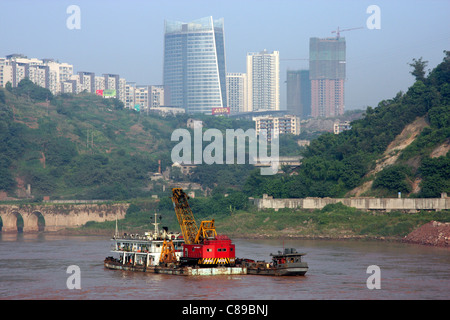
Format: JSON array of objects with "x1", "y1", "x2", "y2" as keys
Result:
[{"x1": 171, "y1": 188, "x2": 236, "y2": 266}]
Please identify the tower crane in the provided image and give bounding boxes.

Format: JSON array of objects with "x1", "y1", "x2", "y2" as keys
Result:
[
  {"x1": 280, "y1": 58, "x2": 309, "y2": 61},
  {"x1": 331, "y1": 26, "x2": 364, "y2": 39}
]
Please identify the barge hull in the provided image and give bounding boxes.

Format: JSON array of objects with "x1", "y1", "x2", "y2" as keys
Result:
[
  {"x1": 246, "y1": 266, "x2": 308, "y2": 276},
  {"x1": 104, "y1": 261, "x2": 246, "y2": 276}
]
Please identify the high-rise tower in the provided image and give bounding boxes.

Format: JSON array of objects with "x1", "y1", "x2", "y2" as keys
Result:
[
  {"x1": 163, "y1": 16, "x2": 227, "y2": 114},
  {"x1": 226, "y1": 72, "x2": 247, "y2": 114},
  {"x1": 286, "y1": 69, "x2": 311, "y2": 118},
  {"x1": 246, "y1": 50, "x2": 280, "y2": 112},
  {"x1": 309, "y1": 37, "x2": 346, "y2": 117}
]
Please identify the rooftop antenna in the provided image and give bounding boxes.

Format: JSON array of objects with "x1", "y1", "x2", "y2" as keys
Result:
[
  {"x1": 152, "y1": 211, "x2": 160, "y2": 235},
  {"x1": 114, "y1": 215, "x2": 119, "y2": 238}
]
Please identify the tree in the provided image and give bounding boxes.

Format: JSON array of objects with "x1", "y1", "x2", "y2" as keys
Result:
[
  {"x1": 373, "y1": 165, "x2": 412, "y2": 194},
  {"x1": 408, "y1": 57, "x2": 428, "y2": 82},
  {"x1": 15, "y1": 78, "x2": 53, "y2": 101},
  {"x1": 0, "y1": 88, "x2": 5, "y2": 104}
]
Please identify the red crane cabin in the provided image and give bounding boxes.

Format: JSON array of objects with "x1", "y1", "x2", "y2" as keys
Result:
[{"x1": 183, "y1": 235, "x2": 236, "y2": 265}]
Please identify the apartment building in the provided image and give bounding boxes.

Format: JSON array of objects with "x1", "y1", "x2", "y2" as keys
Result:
[
  {"x1": 0, "y1": 54, "x2": 74, "y2": 95},
  {"x1": 246, "y1": 50, "x2": 280, "y2": 112},
  {"x1": 0, "y1": 58, "x2": 13, "y2": 87},
  {"x1": 124, "y1": 83, "x2": 165, "y2": 111},
  {"x1": 253, "y1": 114, "x2": 300, "y2": 139},
  {"x1": 286, "y1": 69, "x2": 311, "y2": 118},
  {"x1": 226, "y1": 72, "x2": 247, "y2": 114},
  {"x1": 333, "y1": 120, "x2": 352, "y2": 134},
  {"x1": 0, "y1": 54, "x2": 158, "y2": 109}
]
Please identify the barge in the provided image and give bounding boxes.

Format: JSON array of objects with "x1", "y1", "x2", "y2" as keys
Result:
[
  {"x1": 104, "y1": 256, "x2": 246, "y2": 276},
  {"x1": 103, "y1": 212, "x2": 246, "y2": 276},
  {"x1": 104, "y1": 188, "x2": 307, "y2": 276}
]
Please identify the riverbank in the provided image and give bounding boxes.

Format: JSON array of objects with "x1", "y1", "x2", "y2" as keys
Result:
[
  {"x1": 212, "y1": 206, "x2": 450, "y2": 247},
  {"x1": 53, "y1": 226, "x2": 400, "y2": 242},
  {"x1": 53, "y1": 224, "x2": 448, "y2": 248},
  {"x1": 48, "y1": 205, "x2": 450, "y2": 247}
]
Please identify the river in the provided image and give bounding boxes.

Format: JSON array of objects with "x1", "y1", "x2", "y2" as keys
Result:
[{"x1": 0, "y1": 233, "x2": 449, "y2": 300}]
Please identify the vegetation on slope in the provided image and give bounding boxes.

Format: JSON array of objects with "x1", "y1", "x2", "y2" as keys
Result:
[
  {"x1": 0, "y1": 81, "x2": 305, "y2": 200},
  {"x1": 244, "y1": 51, "x2": 450, "y2": 199},
  {"x1": 0, "y1": 82, "x2": 185, "y2": 199}
]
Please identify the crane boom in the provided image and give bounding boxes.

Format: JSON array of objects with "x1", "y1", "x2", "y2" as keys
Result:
[
  {"x1": 331, "y1": 26, "x2": 363, "y2": 38},
  {"x1": 171, "y1": 188, "x2": 199, "y2": 244},
  {"x1": 170, "y1": 187, "x2": 236, "y2": 266}
]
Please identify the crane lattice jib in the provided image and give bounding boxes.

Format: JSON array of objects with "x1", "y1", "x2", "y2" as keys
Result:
[{"x1": 171, "y1": 188, "x2": 199, "y2": 245}]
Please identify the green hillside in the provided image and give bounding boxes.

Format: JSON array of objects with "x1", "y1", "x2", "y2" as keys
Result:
[
  {"x1": 244, "y1": 51, "x2": 450, "y2": 199},
  {"x1": 0, "y1": 81, "x2": 185, "y2": 200},
  {"x1": 1, "y1": 51, "x2": 449, "y2": 204},
  {"x1": 0, "y1": 81, "x2": 260, "y2": 200}
]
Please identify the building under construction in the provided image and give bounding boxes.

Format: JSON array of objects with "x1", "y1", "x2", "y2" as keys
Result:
[{"x1": 309, "y1": 36, "x2": 346, "y2": 118}]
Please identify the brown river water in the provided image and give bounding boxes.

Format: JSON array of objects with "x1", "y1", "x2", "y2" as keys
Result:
[{"x1": 0, "y1": 233, "x2": 449, "y2": 300}]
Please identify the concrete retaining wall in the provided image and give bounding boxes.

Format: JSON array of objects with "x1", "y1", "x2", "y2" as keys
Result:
[{"x1": 253, "y1": 194, "x2": 450, "y2": 212}]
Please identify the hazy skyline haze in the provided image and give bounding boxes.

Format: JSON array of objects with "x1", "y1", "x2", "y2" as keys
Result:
[{"x1": 1, "y1": 0, "x2": 449, "y2": 110}]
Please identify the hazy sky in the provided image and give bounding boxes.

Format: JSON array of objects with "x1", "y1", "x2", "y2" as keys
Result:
[{"x1": 1, "y1": 0, "x2": 449, "y2": 110}]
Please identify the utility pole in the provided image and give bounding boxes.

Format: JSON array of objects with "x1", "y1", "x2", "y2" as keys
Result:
[{"x1": 86, "y1": 129, "x2": 95, "y2": 153}]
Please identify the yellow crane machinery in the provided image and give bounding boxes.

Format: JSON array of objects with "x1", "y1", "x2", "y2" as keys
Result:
[
  {"x1": 171, "y1": 188, "x2": 216, "y2": 245},
  {"x1": 171, "y1": 188, "x2": 199, "y2": 244},
  {"x1": 171, "y1": 188, "x2": 235, "y2": 266},
  {"x1": 195, "y1": 220, "x2": 218, "y2": 244},
  {"x1": 159, "y1": 239, "x2": 177, "y2": 264}
]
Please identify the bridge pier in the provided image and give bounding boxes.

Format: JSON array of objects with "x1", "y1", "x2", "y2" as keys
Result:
[
  {"x1": 23, "y1": 212, "x2": 42, "y2": 233},
  {"x1": 1, "y1": 212, "x2": 20, "y2": 233},
  {"x1": 1, "y1": 226, "x2": 19, "y2": 233}
]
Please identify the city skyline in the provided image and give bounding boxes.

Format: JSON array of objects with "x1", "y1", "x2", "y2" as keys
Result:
[{"x1": 0, "y1": 0, "x2": 449, "y2": 111}]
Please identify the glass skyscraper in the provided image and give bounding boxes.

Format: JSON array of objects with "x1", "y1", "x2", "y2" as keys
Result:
[{"x1": 163, "y1": 16, "x2": 227, "y2": 114}]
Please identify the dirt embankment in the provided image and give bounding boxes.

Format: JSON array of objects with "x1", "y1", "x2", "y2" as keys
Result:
[
  {"x1": 347, "y1": 116, "x2": 429, "y2": 196},
  {"x1": 403, "y1": 221, "x2": 450, "y2": 247}
]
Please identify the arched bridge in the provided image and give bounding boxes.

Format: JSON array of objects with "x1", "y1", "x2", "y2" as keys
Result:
[{"x1": 0, "y1": 203, "x2": 129, "y2": 233}]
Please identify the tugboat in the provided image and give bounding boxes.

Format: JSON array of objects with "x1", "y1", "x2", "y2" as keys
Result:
[{"x1": 238, "y1": 248, "x2": 308, "y2": 276}]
